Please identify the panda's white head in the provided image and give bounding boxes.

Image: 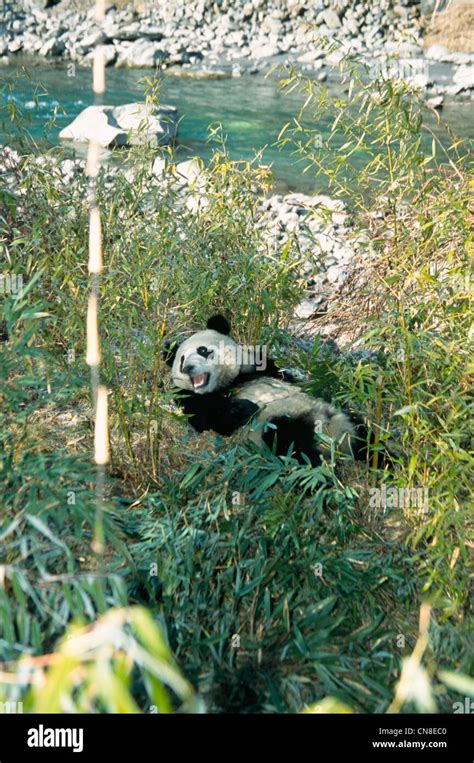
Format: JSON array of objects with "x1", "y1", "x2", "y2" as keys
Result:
[{"x1": 167, "y1": 315, "x2": 240, "y2": 394}]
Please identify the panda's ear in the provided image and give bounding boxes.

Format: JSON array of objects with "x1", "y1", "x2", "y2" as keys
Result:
[
  {"x1": 162, "y1": 340, "x2": 178, "y2": 367},
  {"x1": 207, "y1": 314, "x2": 231, "y2": 335}
]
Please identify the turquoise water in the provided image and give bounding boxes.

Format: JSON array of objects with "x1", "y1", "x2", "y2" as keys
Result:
[{"x1": 1, "y1": 63, "x2": 473, "y2": 192}]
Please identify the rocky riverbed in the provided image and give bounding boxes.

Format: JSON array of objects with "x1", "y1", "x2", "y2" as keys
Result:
[{"x1": 1, "y1": 0, "x2": 473, "y2": 100}]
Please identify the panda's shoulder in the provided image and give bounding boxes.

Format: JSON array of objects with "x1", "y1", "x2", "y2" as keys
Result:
[
  {"x1": 231, "y1": 376, "x2": 297, "y2": 407},
  {"x1": 231, "y1": 364, "x2": 306, "y2": 388}
]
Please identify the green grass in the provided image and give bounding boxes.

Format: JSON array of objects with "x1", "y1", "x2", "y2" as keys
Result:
[{"x1": 0, "y1": 57, "x2": 472, "y2": 713}]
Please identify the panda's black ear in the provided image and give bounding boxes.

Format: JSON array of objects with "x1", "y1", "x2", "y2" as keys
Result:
[
  {"x1": 162, "y1": 340, "x2": 178, "y2": 367},
  {"x1": 207, "y1": 314, "x2": 231, "y2": 335}
]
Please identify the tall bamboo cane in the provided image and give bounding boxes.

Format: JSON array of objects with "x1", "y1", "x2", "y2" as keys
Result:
[{"x1": 85, "y1": 0, "x2": 108, "y2": 556}]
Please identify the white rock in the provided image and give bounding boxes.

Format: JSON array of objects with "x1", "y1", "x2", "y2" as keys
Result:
[
  {"x1": 101, "y1": 44, "x2": 117, "y2": 66},
  {"x1": 250, "y1": 43, "x2": 280, "y2": 59},
  {"x1": 151, "y1": 157, "x2": 166, "y2": 176},
  {"x1": 446, "y1": 84, "x2": 464, "y2": 96},
  {"x1": 60, "y1": 159, "x2": 76, "y2": 176},
  {"x1": 174, "y1": 158, "x2": 205, "y2": 188},
  {"x1": 312, "y1": 232, "x2": 334, "y2": 253},
  {"x1": 326, "y1": 264, "x2": 347, "y2": 284},
  {"x1": 384, "y1": 41, "x2": 423, "y2": 57},
  {"x1": 425, "y1": 43, "x2": 450, "y2": 61},
  {"x1": 449, "y1": 52, "x2": 473, "y2": 66},
  {"x1": 332, "y1": 243, "x2": 354, "y2": 264},
  {"x1": 344, "y1": 18, "x2": 359, "y2": 35},
  {"x1": 325, "y1": 48, "x2": 346, "y2": 65},
  {"x1": 60, "y1": 107, "x2": 119, "y2": 146},
  {"x1": 453, "y1": 65, "x2": 474, "y2": 91},
  {"x1": 8, "y1": 40, "x2": 23, "y2": 53},
  {"x1": 59, "y1": 103, "x2": 178, "y2": 147},
  {"x1": 38, "y1": 37, "x2": 65, "y2": 57},
  {"x1": 409, "y1": 73, "x2": 429, "y2": 89},
  {"x1": 297, "y1": 50, "x2": 324, "y2": 63},
  {"x1": 427, "y1": 95, "x2": 444, "y2": 109},
  {"x1": 116, "y1": 39, "x2": 169, "y2": 67},
  {"x1": 186, "y1": 192, "x2": 209, "y2": 214},
  {"x1": 0, "y1": 146, "x2": 22, "y2": 173},
  {"x1": 295, "y1": 298, "x2": 319, "y2": 319},
  {"x1": 78, "y1": 30, "x2": 105, "y2": 51},
  {"x1": 320, "y1": 9, "x2": 341, "y2": 29},
  {"x1": 110, "y1": 22, "x2": 141, "y2": 41}
]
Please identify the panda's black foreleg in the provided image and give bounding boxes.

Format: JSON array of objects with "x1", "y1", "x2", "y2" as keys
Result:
[
  {"x1": 175, "y1": 390, "x2": 259, "y2": 436},
  {"x1": 262, "y1": 414, "x2": 322, "y2": 467}
]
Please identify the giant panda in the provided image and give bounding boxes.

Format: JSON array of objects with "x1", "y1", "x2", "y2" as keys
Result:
[{"x1": 164, "y1": 314, "x2": 384, "y2": 467}]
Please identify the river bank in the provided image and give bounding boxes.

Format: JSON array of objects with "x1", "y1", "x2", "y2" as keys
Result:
[{"x1": 1, "y1": 0, "x2": 474, "y2": 100}]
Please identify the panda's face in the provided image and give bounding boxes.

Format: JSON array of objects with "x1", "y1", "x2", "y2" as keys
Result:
[{"x1": 171, "y1": 329, "x2": 240, "y2": 394}]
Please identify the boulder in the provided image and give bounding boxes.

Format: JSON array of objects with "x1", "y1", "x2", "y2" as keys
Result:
[
  {"x1": 78, "y1": 31, "x2": 106, "y2": 52},
  {"x1": 250, "y1": 43, "x2": 280, "y2": 59},
  {"x1": 320, "y1": 9, "x2": 342, "y2": 29},
  {"x1": 427, "y1": 95, "x2": 444, "y2": 109},
  {"x1": 18, "y1": 0, "x2": 60, "y2": 8},
  {"x1": 449, "y1": 53, "x2": 473, "y2": 66},
  {"x1": 38, "y1": 38, "x2": 65, "y2": 57},
  {"x1": 174, "y1": 158, "x2": 205, "y2": 188},
  {"x1": 453, "y1": 64, "x2": 474, "y2": 91},
  {"x1": 297, "y1": 50, "x2": 325, "y2": 63},
  {"x1": 116, "y1": 40, "x2": 169, "y2": 68},
  {"x1": 8, "y1": 40, "x2": 23, "y2": 54},
  {"x1": 101, "y1": 44, "x2": 118, "y2": 67},
  {"x1": 59, "y1": 103, "x2": 178, "y2": 148},
  {"x1": 151, "y1": 157, "x2": 167, "y2": 177},
  {"x1": 295, "y1": 298, "x2": 321, "y2": 319},
  {"x1": 425, "y1": 43, "x2": 450, "y2": 61}
]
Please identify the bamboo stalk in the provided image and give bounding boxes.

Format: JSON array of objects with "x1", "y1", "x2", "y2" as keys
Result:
[{"x1": 85, "y1": 0, "x2": 108, "y2": 557}]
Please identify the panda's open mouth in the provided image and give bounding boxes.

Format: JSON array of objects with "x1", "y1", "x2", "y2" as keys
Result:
[{"x1": 191, "y1": 373, "x2": 210, "y2": 389}]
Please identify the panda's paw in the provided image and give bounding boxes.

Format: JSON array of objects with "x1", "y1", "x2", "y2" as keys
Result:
[{"x1": 280, "y1": 367, "x2": 308, "y2": 383}]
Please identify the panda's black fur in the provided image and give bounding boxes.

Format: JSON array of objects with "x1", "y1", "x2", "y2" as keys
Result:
[{"x1": 164, "y1": 315, "x2": 385, "y2": 467}]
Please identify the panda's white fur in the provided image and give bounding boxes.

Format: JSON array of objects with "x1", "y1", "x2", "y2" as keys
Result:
[
  {"x1": 167, "y1": 315, "x2": 369, "y2": 464},
  {"x1": 234, "y1": 378, "x2": 358, "y2": 456},
  {"x1": 171, "y1": 328, "x2": 241, "y2": 393}
]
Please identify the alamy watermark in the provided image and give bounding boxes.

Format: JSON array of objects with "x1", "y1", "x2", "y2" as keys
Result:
[
  {"x1": 452, "y1": 697, "x2": 474, "y2": 714},
  {"x1": 0, "y1": 273, "x2": 23, "y2": 296},
  {"x1": 371, "y1": 58, "x2": 429, "y2": 83},
  {"x1": 369, "y1": 486, "x2": 429, "y2": 514},
  {"x1": 231, "y1": 633, "x2": 241, "y2": 649},
  {"x1": 184, "y1": 341, "x2": 268, "y2": 372},
  {"x1": 0, "y1": 701, "x2": 23, "y2": 713}
]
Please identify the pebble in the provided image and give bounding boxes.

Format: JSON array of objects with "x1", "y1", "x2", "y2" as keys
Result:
[
  {"x1": 0, "y1": 0, "x2": 428, "y2": 76},
  {"x1": 2, "y1": 2, "x2": 471, "y2": 100}
]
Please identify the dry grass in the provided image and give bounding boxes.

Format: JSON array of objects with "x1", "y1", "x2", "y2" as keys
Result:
[{"x1": 424, "y1": 3, "x2": 474, "y2": 51}]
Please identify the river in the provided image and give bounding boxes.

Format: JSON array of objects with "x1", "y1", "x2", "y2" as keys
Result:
[{"x1": 1, "y1": 63, "x2": 473, "y2": 192}]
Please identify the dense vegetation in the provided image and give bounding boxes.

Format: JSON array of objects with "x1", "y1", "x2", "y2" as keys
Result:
[{"x1": 0, "y1": 54, "x2": 472, "y2": 713}]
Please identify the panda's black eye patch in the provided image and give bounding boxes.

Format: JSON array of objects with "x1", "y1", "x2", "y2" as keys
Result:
[{"x1": 197, "y1": 346, "x2": 213, "y2": 359}]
